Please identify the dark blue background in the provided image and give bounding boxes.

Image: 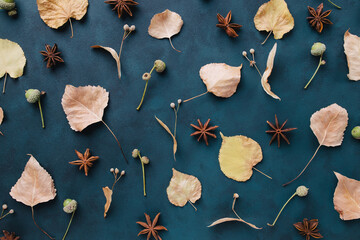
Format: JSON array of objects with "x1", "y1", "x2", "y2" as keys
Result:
[{"x1": 0, "y1": 0, "x2": 360, "y2": 239}]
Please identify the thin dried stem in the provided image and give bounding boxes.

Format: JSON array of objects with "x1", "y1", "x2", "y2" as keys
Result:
[
  {"x1": 304, "y1": 55, "x2": 323, "y2": 89},
  {"x1": 69, "y1": 18, "x2": 74, "y2": 38},
  {"x1": 38, "y1": 100, "x2": 45, "y2": 129},
  {"x1": 253, "y1": 167, "x2": 272, "y2": 179},
  {"x1": 261, "y1": 31, "x2": 273, "y2": 45},
  {"x1": 328, "y1": 0, "x2": 341, "y2": 9},
  {"x1": 282, "y1": 144, "x2": 322, "y2": 187},
  {"x1": 169, "y1": 37, "x2": 181, "y2": 52},
  {"x1": 31, "y1": 207, "x2": 55, "y2": 240},
  {"x1": 188, "y1": 201, "x2": 197, "y2": 211},
  {"x1": 101, "y1": 121, "x2": 128, "y2": 163},
  {"x1": 267, "y1": 192, "x2": 297, "y2": 227},
  {"x1": 173, "y1": 103, "x2": 180, "y2": 138},
  {"x1": 3, "y1": 73, "x2": 7, "y2": 94},
  {"x1": 62, "y1": 210, "x2": 75, "y2": 240},
  {"x1": 231, "y1": 197, "x2": 241, "y2": 219},
  {"x1": 183, "y1": 91, "x2": 209, "y2": 103}
]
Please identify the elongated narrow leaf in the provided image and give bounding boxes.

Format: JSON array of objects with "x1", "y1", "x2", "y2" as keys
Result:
[
  {"x1": 208, "y1": 217, "x2": 262, "y2": 229},
  {"x1": 155, "y1": 116, "x2": 177, "y2": 160},
  {"x1": 103, "y1": 186, "x2": 113, "y2": 218},
  {"x1": 91, "y1": 45, "x2": 121, "y2": 80}
]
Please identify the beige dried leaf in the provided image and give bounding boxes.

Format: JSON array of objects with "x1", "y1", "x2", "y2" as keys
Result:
[
  {"x1": 333, "y1": 172, "x2": 360, "y2": 221},
  {"x1": 148, "y1": 9, "x2": 183, "y2": 52},
  {"x1": 0, "y1": 107, "x2": 3, "y2": 125},
  {"x1": 166, "y1": 168, "x2": 201, "y2": 209},
  {"x1": 208, "y1": 217, "x2": 262, "y2": 229},
  {"x1": 103, "y1": 186, "x2": 113, "y2": 218},
  {"x1": 155, "y1": 116, "x2": 177, "y2": 161},
  {"x1": 200, "y1": 63, "x2": 242, "y2": 98},
  {"x1": 37, "y1": 0, "x2": 88, "y2": 37},
  {"x1": 261, "y1": 43, "x2": 280, "y2": 100},
  {"x1": 10, "y1": 155, "x2": 56, "y2": 207},
  {"x1": 310, "y1": 103, "x2": 348, "y2": 147},
  {"x1": 0, "y1": 39, "x2": 26, "y2": 90},
  {"x1": 61, "y1": 85, "x2": 109, "y2": 132},
  {"x1": 91, "y1": 45, "x2": 121, "y2": 80},
  {"x1": 254, "y1": 0, "x2": 294, "y2": 44},
  {"x1": 344, "y1": 30, "x2": 360, "y2": 81}
]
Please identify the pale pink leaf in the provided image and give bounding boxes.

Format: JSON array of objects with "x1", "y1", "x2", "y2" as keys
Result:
[
  {"x1": 261, "y1": 43, "x2": 280, "y2": 100},
  {"x1": 344, "y1": 30, "x2": 360, "y2": 81},
  {"x1": 0, "y1": 107, "x2": 3, "y2": 125},
  {"x1": 208, "y1": 217, "x2": 262, "y2": 229},
  {"x1": 91, "y1": 45, "x2": 121, "y2": 80},
  {"x1": 103, "y1": 186, "x2": 113, "y2": 218}
]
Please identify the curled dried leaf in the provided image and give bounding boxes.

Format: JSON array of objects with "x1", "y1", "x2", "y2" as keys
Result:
[
  {"x1": 344, "y1": 30, "x2": 360, "y2": 81},
  {"x1": 91, "y1": 45, "x2": 121, "y2": 80},
  {"x1": 261, "y1": 43, "x2": 280, "y2": 100},
  {"x1": 333, "y1": 172, "x2": 360, "y2": 221},
  {"x1": 148, "y1": 9, "x2": 183, "y2": 52},
  {"x1": 155, "y1": 116, "x2": 177, "y2": 161},
  {"x1": 200, "y1": 63, "x2": 242, "y2": 98},
  {"x1": 0, "y1": 107, "x2": 3, "y2": 125},
  {"x1": 103, "y1": 186, "x2": 113, "y2": 218},
  {"x1": 208, "y1": 217, "x2": 262, "y2": 229},
  {"x1": 166, "y1": 168, "x2": 201, "y2": 210}
]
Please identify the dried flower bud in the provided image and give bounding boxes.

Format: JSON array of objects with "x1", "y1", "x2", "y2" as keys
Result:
[
  {"x1": 242, "y1": 51, "x2": 247, "y2": 57},
  {"x1": 9, "y1": 209, "x2": 14, "y2": 214},
  {"x1": 154, "y1": 60, "x2": 166, "y2": 73},
  {"x1": 142, "y1": 72, "x2": 151, "y2": 81},
  {"x1": 141, "y1": 156, "x2": 150, "y2": 164},
  {"x1": 170, "y1": 102, "x2": 175, "y2": 109},
  {"x1": 296, "y1": 186, "x2": 309, "y2": 197},
  {"x1": 115, "y1": 168, "x2": 120, "y2": 174},
  {"x1": 177, "y1": 99, "x2": 182, "y2": 104},
  {"x1": 249, "y1": 48, "x2": 255, "y2": 54},
  {"x1": 110, "y1": 168, "x2": 114, "y2": 173},
  {"x1": 233, "y1": 193, "x2": 239, "y2": 199},
  {"x1": 123, "y1": 24, "x2": 130, "y2": 31},
  {"x1": 25, "y1": 89, "x2": 41, "y2": 103},
  {"x1": 63, "y1": 199, "x2": 77, "y2": 214},
  {"x1": 321, "y1": 60, "x2": 326, "y2": 65},
  {"x1": 311, "y1": 42, "x2": 326, "y2": 56},
  {"x1": 132, "y1": 149, "x2": 140, "y2": 158},
  {"x1": 2, "y1": 204, "x2": 7, "y2": 210},
  {"x1": 351, "y1": 126, "x2": 360, "y2": 140},
  {"x1": 130, "y1": 25, "x2": 136, "y2": 31},
  {"x1": 121, "y1": 170, "x2": 125, "y2": 176}
]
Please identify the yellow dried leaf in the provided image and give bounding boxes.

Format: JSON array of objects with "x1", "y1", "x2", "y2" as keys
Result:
[
  {"x1": 261, "y1": 43, "x2": 280, "y2": 100},
  {"x1": 37, "y1": 0, "x2": 88, "y2": 38},
  {"x1": 166, "y1": 168, "x2": 201, "y2": 210},
  {"x1": 103, "y1": 186, "x2": 113, "y2": 218},
  {"x1": 344, "y1": 30, "x2": 360, "y2": 81},
  {"x1": 200, "y1": 63, "x2": 242, "y2": 98},
  {"x1": 218, "y1": 132, "x2": 263, "y2": 182},
  {"x1": 148, "y1": 9, "x2": 183, "y2": 52},
  {"x1": 0, "y1": 39, "x2": 26, "y2": 79},
  {"x1": 333, "y1": 172, "x2": 360, "y2": 221},
  {"x1": 254, "y1": 0, "x2": 294, "y2": 44}
]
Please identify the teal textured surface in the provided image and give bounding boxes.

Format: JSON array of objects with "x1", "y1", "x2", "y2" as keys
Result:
[{"x1": 0, "y1": 0, "x2": 360, "y2": 239}]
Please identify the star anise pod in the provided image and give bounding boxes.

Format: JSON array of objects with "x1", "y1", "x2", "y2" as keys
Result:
[
  {"x1": 104, "y1": 0, "x2": 139, "y2": 18},
  {"x1": 0, "y1": 230, "x2": 20, "y2": 240},
  {"x1": 40, "y1": 44, "x2": 64, "y2": 68},
  {"x1": 69, "y1": 148, "x2": 99, "y2": 176},
  {"x1": 294, "y1": 218, "x2": 323, "y2": 240},
  {"x1": 307, "y1": 3, "x2": 332, "y2": 33},
  {"x1": 266, "y1": 115, "x2": 297, "y2": 147},
  {"x1": 216, "y1": 11, "x2": 242, "y2": 38},
  {"x1": 191, "y1": 119, "x2": 219, "y2": 145},
  {"x1": 137, "y1": 213, "x2": 167, "y2": 240}
]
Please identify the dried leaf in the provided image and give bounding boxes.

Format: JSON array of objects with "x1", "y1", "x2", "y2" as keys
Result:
[
  {"x1": 148, "y1": 9, "x2": 183, "y2": 52},
  {"x1": 0, "y1": 39, "x2": 26, "y2": 78},
  {"x1": 0, "y1": 107, "x2": 3, "y2": 125},
  {"x1": 10, "y1": 154, "x2": 56, "y2": 207},
  {"x1": 333, "y1": 172, "x2": 360, "y2": 221},
  {"x1": 200, "y1": 63, "x2": 242, "y2": 98},
  {"x1": 261, "y1": 43, "x2": 280, "y2": 100},
  {"x1": 218, "y1": 132, "x2": 263, "y2": 182},
  {"x1": 208, "y1": 217, "x2": 262, "y2": 229},
  {"x1": 166, "y1": 168, "x2": 202, "y2": 209},
  {"x1": 254, "y1": 0, "x2": 294, "y2": 43},
  {"x1": 91, "y1": 45, "x2": 121, "y2": 80},
  {"x1": 344, "y1": 30, "x2": 360, "y2": 81},
  {"x1": 37, "y1": 0, "x2": 88, "y2": 37},
  {"x1": 155, "y1": 116, "x2": 177, "y2": 160},
  {"x1": 103, "y1": 186, "x2": 113, "y2": 218},
  {"x1": 310, "y1": 103, "x2": 348, "y2": 147},
  {"x1": 61, "y1": 85, "x2": 109, "y2": 132}
]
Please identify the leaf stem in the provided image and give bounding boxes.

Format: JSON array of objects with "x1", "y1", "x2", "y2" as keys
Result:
[
  {"x1": 328, "y1": 0, "x2": 341, "y2": 9},
  {"x1": 31, "y1": 206, "x2": 55, "y2": 240},
  {"x1": 282, "y1": 144, "x2": 321, "y2": 187},
  {"x1": 253, "y1": 167, "x2": 272, "y2": 179},
  {"x1": 188, "y1": 201, "x2": 197, "y2": 211},
  {"x1": 69, "y1": 18, "x2": 74, "y2": 38},
  {"x1": 304, "y1": 55, "x2": 323, "y2": 89},
  {"x1": 2, "y1": 73, "x2": 7, "y2": 94},
  {"x1": 267, "y1": 192, "x2": 297, "y2": 227},
  {"x1": 261, "y1": 31, "x2": 272, "y2": 45},
  {"x1": 137, "y1": 152, "x2": 146, "y2": 196},
  {"x1": 101, "y1": 120, "x2": 128, "y2": 163},
  {"x1": 173, "y1": 103, "x2": 180, "y2": 138},
  {"x1": 38, "y1": 99, "x2": 45, "y2": 129},
  {"x1": 169, "y1": 37, "x2": 181, "y2": 52},
  {"x1": 231, "y1": 197, "x2": 241, "y2": 219},
  {"x1": 62, "y1": 210, "x2": 75, "y2": 240},
  {"x1": 136, "y1": 66, "x2": 155, "y2": 111},
  {"x1": 183, "y1": 91, "x2": 209, "y2": 103}
]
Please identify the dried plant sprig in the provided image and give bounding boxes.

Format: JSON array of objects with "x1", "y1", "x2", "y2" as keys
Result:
[
  {"x1": 132, "y1": 149, "x2": 149, "y2": 196},
  {"x1": 91, "y1": 24, "x2": 135, "y2": 80},
  {"x1": 25, "y1": 89, "x2": 45, "y2": 129},
  {"x1": 0, "y1": 204, "x2": 14, "y2": 220},
  {"x1": 136, "y1": 60, "x2": 166, "y2": 110},
  {"x1": 170, "y1": 99, "x2": 182, "y2": 138},
  {"x1": 304, "y1": 43, "x2": 326, "y2": 89},
  {"x1": 267, "y1": 186, "x2": 309, "y2": 227},
  {"x1": 62, "y1": 199, "x2": 77, "y2": 240},
  {"x1": 242, "y1": 49, "x2": 262, "y2": 77},
  {"x1": 103, "y1": 168, "x2": 125, "y2": 218}
]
